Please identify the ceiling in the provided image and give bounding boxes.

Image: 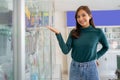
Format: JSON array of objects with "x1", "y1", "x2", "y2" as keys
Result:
[
  {"x1": 54, "y1": 0, "x2": 120, "y2": 11},
  {"x1": 0, "y1": 0, "x2": 120, "y2": 12}
]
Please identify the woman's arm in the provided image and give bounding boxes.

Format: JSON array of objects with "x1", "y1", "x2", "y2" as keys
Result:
[
  {"x1": 47, "y1": 26, "x2": 73, "y2": 54},
  {"x1": 97, "y1": 29, "x2": 109, "y2": 59}
]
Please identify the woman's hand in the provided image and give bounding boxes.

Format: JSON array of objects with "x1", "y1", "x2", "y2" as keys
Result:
[
  {"x1": 47, "y1": 26, "x2": 60, "y2": 34},
  {"x1": 96, "y1": 60, "x2": 99, "y2": 66}
]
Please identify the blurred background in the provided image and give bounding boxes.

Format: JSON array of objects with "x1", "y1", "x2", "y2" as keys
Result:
[{"x1": 0, "y1": 0, "x2": 120, "y2": 80}]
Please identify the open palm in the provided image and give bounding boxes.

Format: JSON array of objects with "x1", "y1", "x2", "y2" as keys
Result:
[{"x1": 47, "y1": 26, "x2": 60, "y2": 34}]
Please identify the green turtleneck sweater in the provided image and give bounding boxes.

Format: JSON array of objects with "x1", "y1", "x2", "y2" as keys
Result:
[{"x1": 56, "y1": 25, "x2": 109, "y2": 62}]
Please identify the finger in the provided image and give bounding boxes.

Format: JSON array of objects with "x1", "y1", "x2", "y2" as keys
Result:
[{"x1": 46, "y1": 26, "x2": 51, "y2": 29}]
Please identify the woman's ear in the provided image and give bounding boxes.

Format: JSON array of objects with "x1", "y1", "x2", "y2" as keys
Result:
[{"x1": 89, "y1": 15, "x2": 92, "y2": 19}]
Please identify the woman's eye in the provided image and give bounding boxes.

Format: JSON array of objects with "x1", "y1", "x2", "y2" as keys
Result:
[
  {"x1": 77, "y1": 16, "x2": 80, "y2": 18},
  {"x1": 82, "y1": 14, "x2": 86, "y2": 17}
]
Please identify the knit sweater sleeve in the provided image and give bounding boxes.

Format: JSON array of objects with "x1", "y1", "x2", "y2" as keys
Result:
[
  {"x1": 97, "y1": 29, "x2": 109, "y2": 59},
  {"x1": 55, "y1": 31, "x2": 73, "y2": 54}
]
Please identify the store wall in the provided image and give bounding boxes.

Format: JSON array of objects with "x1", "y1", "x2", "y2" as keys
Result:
[
  {"x1": 54, "y1": 11, "x2": 68, "y2": 74},
  {"x1": 67, "y1": 10, "x2": 120, "y2": 26}
]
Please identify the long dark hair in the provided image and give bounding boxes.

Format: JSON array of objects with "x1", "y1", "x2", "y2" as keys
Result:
[{"x1": 72, "y1": 6, "x2": 95, "y2": 39}]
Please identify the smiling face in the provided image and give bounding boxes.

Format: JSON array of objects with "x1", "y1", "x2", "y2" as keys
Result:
[{"x1": 76, "y1": 9, "x2": 92, "y2": 28}]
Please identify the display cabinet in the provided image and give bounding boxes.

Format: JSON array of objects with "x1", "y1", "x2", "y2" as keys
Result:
[{"x1": 25, "y1": 0, "x2": 61, "y2": 80}]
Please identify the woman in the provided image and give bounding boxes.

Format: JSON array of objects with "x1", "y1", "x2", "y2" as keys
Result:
[{"x1": 47, "y1": 5, "x2": 109, "y2": 80}]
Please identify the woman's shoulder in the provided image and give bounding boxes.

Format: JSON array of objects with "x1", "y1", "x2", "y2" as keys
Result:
[
  {"x1": 94, "y1": 28, "x2": 105, "y2": 37},
  {"x1": 94, "y1": 27, "x2": 103, "y2": 32}
]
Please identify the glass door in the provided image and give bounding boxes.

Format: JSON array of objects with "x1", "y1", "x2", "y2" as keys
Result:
[
  {"x1": 0, "y1": 0, "x2": 13, "y2": 80},
  {"x1": 25, "y1": 0, "x2": 57, "y2": 80}
]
